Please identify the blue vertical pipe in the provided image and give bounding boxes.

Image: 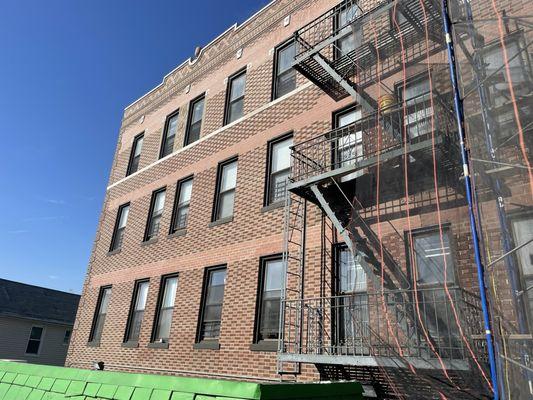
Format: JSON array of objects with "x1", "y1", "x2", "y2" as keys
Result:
[{"x1": 441, "y1": 1, "x2": 499, "y2": 398}]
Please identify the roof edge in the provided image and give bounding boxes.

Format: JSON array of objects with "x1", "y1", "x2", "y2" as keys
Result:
[
  {"x1": 124, "y1": 0, "x2": 277, "y2": 112},
  {"x1": 0, "y1": 278, "x2": 81, "y2": 297}
]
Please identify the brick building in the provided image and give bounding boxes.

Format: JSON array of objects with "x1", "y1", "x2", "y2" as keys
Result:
[{"x1": 67, "y1": 0, "x2": 532, "y2": 398}]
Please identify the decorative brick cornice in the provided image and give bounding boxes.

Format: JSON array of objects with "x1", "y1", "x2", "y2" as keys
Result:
[{"x1": 121, "y1": 0, "x2": 314, "y2": 130}]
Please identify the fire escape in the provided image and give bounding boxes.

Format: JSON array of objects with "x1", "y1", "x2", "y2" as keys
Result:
[{"x1": 277, "y1": 0, "x2": 493, "y2": 398}]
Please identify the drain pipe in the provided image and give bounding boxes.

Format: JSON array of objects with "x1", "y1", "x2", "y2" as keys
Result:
[{"x1": 441, "y1": 1, "x2": 499, "y2": 398}]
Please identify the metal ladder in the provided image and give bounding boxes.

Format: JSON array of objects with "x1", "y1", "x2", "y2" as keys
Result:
[{"x1": 277, "y1": 192, "x2": 306, "y2": 377}]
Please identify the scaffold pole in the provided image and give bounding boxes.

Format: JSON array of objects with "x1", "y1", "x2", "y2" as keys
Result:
[{"x1": 441, "y1": 0, "x2": 500, "y2": 398}]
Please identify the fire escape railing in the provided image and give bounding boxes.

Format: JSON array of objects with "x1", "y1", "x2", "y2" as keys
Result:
[
  {"x1": 290, "y1": 96, "x2": 457, "y2": 185},
  {"x1": 279, "y1": 287, "x2": 487, "y2": 367},
  {"x1": 292, "y1": 0, "x2": 445, "y2": 101}
]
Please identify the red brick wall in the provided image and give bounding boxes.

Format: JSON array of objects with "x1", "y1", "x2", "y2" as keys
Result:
[{"x1": 67, "y1": 0, "x2": 533, "y2": 387}]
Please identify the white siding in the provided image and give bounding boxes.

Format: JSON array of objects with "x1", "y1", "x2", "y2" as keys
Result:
[{"x1": 0, "y1": 316, "x2": 72, "y2": 366}]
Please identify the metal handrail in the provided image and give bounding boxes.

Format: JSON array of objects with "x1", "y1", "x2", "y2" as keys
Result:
[
  {"x1": 290, "y1": 95, "x2": 457, "y2": 182},
  {"x1": 279, "y1": 286, "x2": 487, "y2": 361}
]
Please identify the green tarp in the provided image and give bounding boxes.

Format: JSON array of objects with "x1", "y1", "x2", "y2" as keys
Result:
[{"x1": 0, "y1": 361, "x2": 363, "y2": 400}]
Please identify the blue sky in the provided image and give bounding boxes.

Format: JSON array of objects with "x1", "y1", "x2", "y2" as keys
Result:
[{"x1": 0, "y1": 0, "x2": 271, "y2": 294}]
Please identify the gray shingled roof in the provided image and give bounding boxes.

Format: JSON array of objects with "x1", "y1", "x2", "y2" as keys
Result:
[{"x1": 0, "y1": 279, "x2": 80, "y2": 325}]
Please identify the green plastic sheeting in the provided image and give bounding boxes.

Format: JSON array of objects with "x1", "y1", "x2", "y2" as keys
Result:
[{"x1": 0, "y1": 361, "x2": 363, "y2": 400}]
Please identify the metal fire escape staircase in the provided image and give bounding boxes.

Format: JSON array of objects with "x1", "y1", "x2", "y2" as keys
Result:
[{"x1": 277, "y1": 0, "x2": 483, "y2": 382}]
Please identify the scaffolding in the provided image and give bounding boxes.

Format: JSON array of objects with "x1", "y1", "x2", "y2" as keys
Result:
[{"x1": 277, "y1": 0, "x2": 533, "y2": 398}]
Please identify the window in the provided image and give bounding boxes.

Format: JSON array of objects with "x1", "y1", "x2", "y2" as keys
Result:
[
  {"x1": 127, "y1": 133, "x2": 144, "y2": 176},
  {"x1": 333, "y1": 105, "x2": 363, "y2": 181},
  {"x1": 408, "y1": 227, "x2": 459, "y2": 353},
  {"x1": 144, "y1": 188, "x2": 166, "y2": 241},
  {"x1": 255, "y1": 256, "x2": 283, "y2": 342},
  {"x1": 397, "y1": 75, "x2": 432, "y2": 139},
  {"x1": 273, "y1": 40, "x2": 297, "y2": 99},
  {"x1": 334, "y1": 245, "x2": 369, "y2": 354},
  {"x1": 89, "y1": 286, "x2": 112, "y2": 343},
  {"x1": 170, "y1": 177, "x2": 193, "y2": 233},
  {"x1": 124, "y1": 280, "x2": 150, "y2": 343},
  {"x1": 184, "y1": 94, "x2": 205, "y2": 146},
  {"x1": 511, "y1": 214, "x2": 533, "y2": 330},
  {"x1": 334, "y1": 2, "x2": 362, "y2": 58},
  {"x1": 266, "y1": 134, "x2": 293, "y2": 205},
  {"x1": 26, "y1": 327, "x2": 44, "y2": 355},
  {"x1": 410, "y1": 227, "x2": 456, "y2": 286},
  {"x1": 152, "y1": 274, "x2": 178, "y2": 343},
  {"x1": 198, "y1": 266, "x2": 227, "y2": 342},
  {"x1": 160, "y1": 110, "x2": 179, "y2": 158},
  {"x1": 483, "y1": 36, "x2": 531, "y2": 135},
  {"x1": 213, "y1": 158, "x2": 238, "y2": 222},
  {"x1": 109, "y1": 203, "x2": 130, "y2": 252},
  {"x1": 224, "y1": 69, "x2": 246, "y2": 125},
  {"x1": 63, "y1": 329, "x2": 72, "y2": 345}
]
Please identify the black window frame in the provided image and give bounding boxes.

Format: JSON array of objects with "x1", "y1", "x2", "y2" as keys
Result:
[
  {"x1": 144, "y1": 187, "x2": 166, "y2": 242},
  {"x1": 333, "y1": 1, "x2": 362, "y2": 60},
  {"x1": 253, "y1": 254, "x2": 284, "y2": 346},
  {"x1": 109, "y1": 202, "x2": 130, "y2": 252},
  {"x1": 272, "y1": 39, "x2": 297, "y2": 100},
  {"x1": 63, "y1": 329, "x2": 72, "y2": 345},
  {"x1": 480, "y1": 32, "x2": 532, "y2": 140},
  {"x1": 123, "y1": 279, "x2": 150, "y2": 344},
  {"x1": 159, "y1": 109, "x2": 180, "y2": 159},
  {"x1": 224, "y1": 68, "x2": 247, "y2": 125},
  {"x1": 331, "y1": 103, "x2": 361, "y2": 169},
  {"x1": 170, "y1": 175, "x2": 194, "y2": 234},
  {"x1": 330, "y1": 243, "x2": 370, "y2": 354},
  {"x1": 404, "y1": 224, "x2": 457, "y2": 288},
  {"x1": 126, "y1": 132, "x2": 144, "y2": 176},
  {"x1": 264, "y1": 132, "x2": 293, "y2": 206},
  {"x1": 394, "y1": 71, "x2": 433, "y2": 140},
  {"x1": 510, "y1": 211, "x2": 533, "y2": 331},
  {"x1": 88, "y1": 285, "x2": 112, "y2": 344},
  {"x1": 212, "y1": 156, "x2": 238, "y2": 223},
  {"x1": 196, "y1": 265, "x2": 227, "y2": 346},
  {"x1": 25, "y1": 326, "x2": 44, "y2": 355},
  {"x1": 150, "y1": 273, "x2": 179, "y2": 344},
  {"x1": 184, "y1": 93, "x2": 206, "y2": 146}
]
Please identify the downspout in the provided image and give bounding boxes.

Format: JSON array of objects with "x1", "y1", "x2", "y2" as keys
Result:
[{"x1": 441, "y1": 1, "x2": 500, "y2": 398}]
